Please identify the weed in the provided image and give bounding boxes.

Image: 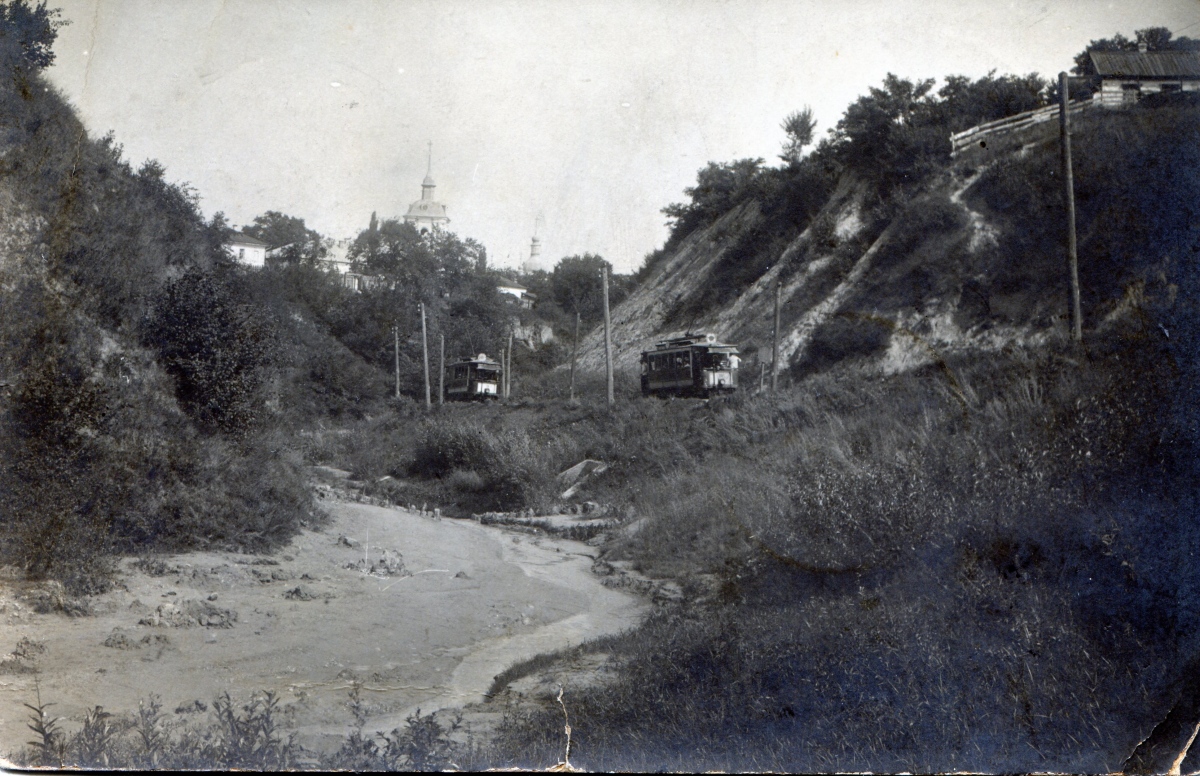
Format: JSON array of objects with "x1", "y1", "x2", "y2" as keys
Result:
[
  {"x1": 23, "y1": 680, "x2": 64, "y2": 768},
  {"x1": 73, "y1": 706, "x2": 121, "y2": 768}
]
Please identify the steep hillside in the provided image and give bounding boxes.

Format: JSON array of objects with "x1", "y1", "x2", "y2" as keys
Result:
[
  {"x1": 0, "y1": 47, "x2": 323, "y2": 593},
  {"x1": 577, "y1": 101, "x2": 1197, "y2": 384}
]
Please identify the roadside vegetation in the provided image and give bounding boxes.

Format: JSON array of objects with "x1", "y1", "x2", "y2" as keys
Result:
[{"x1": 11, "y1": 682, "x2": 474, "y2": 771}]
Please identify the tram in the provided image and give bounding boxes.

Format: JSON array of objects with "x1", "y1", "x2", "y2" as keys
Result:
[
  {"x1": 640, "y1": 333, "x2": 740, "y2": 398},
  {"x1": 444, "y1": 354, "x2": 502, "y2": 401}
]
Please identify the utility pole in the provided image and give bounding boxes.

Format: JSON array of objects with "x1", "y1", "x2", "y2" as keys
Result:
[
  {"x1": 393, "y1": 325, "x2": 400, "y2": 400},
  {"x1": 569, "y1": 311, "x2": 580, "y2": 401},
  {"x1": 602, "y1": 266, "x2": 614, "y2": 406},
  {"x1": 771, "y1": 281, "x2": 781, "y2": 393},
  {"x1": 420, "y1": 303, "x2": 431, "y2": 408},
  {"x1": 438, "y1": 333, "x2": 445, "y2": 406},
  {"x1": 507, "y1": 332, "x2": 514, "y2": 399},
  {"x1": 1059, "y1": 71, "x2": 1083, "y2": 343},
  {"x1": 759, "y1": 362, "x2": 765, "y2": 394}
]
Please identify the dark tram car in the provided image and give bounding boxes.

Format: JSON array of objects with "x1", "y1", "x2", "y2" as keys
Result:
[
  {"x1": 640, "y1": 334, "x2": 740, "y2": 398},
  {"x1": 444, "y1": 354, "x2": 502, "y2": 401}
]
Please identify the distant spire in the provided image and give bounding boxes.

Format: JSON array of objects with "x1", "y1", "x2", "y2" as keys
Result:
[
  {"x1": 421, "y1": 141, "x2": 436, "y2": 199},
  {"x1": 525, "y1": 213, "x2": 544, "y2": 273}
]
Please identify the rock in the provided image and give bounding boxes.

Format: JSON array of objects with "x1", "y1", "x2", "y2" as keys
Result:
[
  {"x1": 102, "y1": 630, "x2": 137, "y2": 649},
  {"x1": 13, "y1": 636, "x2": 45, "y2": 659},
  {"x1": 103, "y1": 629, "x2": 172, "y2": 650},
  {"x1": 284, "y1": 585, "x2": 319, "y2": 601},
  {"x1": 0, "y1": 657, "x2": 35, "y2": 674},
  {"x1": 138, "y1": 599, "x2": 237, "y2": 628}
]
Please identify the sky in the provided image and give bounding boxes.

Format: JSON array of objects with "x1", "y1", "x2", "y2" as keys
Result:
[{"x1": 44, "y1": 0, "x2": 1200, "y2": 273}]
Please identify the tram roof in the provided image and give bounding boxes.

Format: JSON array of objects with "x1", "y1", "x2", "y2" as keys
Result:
[
  {"x1": 641, "y1": 343, "x2": 739, "y2": 355},
  {"x1": 449, "y1": 357, "x2": 501, "y2": 368}
]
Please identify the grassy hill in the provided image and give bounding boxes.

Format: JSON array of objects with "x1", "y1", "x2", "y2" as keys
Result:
[{"x1": 482, "y1": 98, "x2": 1200, "y2": 771}]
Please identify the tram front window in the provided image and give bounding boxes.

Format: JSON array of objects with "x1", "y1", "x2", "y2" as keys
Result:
[{"x1": 704, "y1": 354, "x2": 732, "y2": 370}]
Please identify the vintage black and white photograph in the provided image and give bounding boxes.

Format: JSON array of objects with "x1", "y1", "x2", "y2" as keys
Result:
[{"x1": 1, "y1": 0, "x2": 1199, "y2": 771}]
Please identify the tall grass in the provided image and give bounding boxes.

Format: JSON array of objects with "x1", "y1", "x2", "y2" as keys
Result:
[{"x1": 486, "y1": 338, "x2": 1198, "y2": 772}]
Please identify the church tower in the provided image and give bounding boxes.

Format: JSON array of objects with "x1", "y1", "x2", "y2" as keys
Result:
[
  {"x1": 523, "y1": 213, "x2": 544, "y2": 273},
  {"x1": 403, "y1": 142, "x2": 450, "y2": 232}
]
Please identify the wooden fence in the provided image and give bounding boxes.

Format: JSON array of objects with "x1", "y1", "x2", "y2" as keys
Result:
[{"x1": 950, "y1": 98, "x2": 1096, "y2": 156}]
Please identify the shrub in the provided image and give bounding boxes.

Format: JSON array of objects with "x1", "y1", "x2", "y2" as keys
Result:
[
  {"x1": 409, "y1": 418, "x2": 552, "y2": 511},
  {"x1": 142, "y1": 267, "x2": 277, "y2": 437}
]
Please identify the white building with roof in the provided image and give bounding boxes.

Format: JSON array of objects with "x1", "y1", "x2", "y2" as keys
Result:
[{"x1": 225, "y1": 232, "x2": 268, "y2": 267}]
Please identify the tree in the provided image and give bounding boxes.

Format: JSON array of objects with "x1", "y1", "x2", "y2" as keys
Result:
[
  {"x1": 549, "y1": 254, "x2": 629, "y2": 327},
  {"x1": 828, "y1": 73, "x2": 947, "y2": 191},
  {"x1": 780, "y1": 107, "x2": 816, "y2": 165},
  {"x1": 243, "y1": 211, "x2": 325, "y2": 266},
  {"x1": 935, "y1": 71, "x2": 1048, "y2": 132},
  {"x1": 0, "y1": 0, "x2": 65, "y2": 82},
  {"x1": 661, "y1": 158, "x2": 766, "y2": 244},
  {"x1": 143, "y1": 268, "x2": 277, "y2": 436}
]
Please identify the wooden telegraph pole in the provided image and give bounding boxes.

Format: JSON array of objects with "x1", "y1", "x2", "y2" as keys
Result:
[
  {"x1": 420, "y1": 303, "x2": 431, "y2": 408},
  {"x1": 438, "y1": 333, "x2": 445, "y2": 406},
  {"x1": 507, "y1": 332, "x2": 514, "y2": 399},
  {"x1": 393, "y1": 325, "x2": 400, "y2": 399},
  {"x1": 569, "y1": 311, "x2": 580, "y2": 401},
  {"x1": 602, "y1": 266, "x2": 614, "y2": 406},
  {"x1": 771, "y1": 281, "x2": 781, "y2": 393},
  {"x1": 1059, "y1": 72, "x2": 1083, "y2": 343}
]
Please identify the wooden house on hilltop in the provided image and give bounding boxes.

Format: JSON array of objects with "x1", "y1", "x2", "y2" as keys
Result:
[{"x1": 1090, "y1": 47, "x2": 1200, "y2": 107}]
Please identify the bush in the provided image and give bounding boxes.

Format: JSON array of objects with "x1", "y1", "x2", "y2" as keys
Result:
[
  {"x1": 143, "y1": 267, "x2": 277, "y2": 437},
  {"x1": 409, "y1": 418, "x2": 553, "y2": 512}
]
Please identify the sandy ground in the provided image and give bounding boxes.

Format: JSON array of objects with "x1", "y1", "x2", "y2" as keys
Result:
[{"x1": 0, "y1": 496, "x2": 647, "y2": 757}]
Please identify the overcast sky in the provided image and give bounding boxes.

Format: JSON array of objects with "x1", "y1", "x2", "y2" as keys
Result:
[{"x1": 44, "y1": 0, "x2": 1199, "y2": 273}]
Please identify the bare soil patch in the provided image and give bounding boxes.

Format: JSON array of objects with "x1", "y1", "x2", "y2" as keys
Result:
[{"x1": 0, "y1": 497, "x2": 646, "y2": 757}]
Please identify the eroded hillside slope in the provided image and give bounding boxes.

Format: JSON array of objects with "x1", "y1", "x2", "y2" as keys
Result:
[{"x1": 576, "y1": 103, "x2": 1196, "y2": 383}]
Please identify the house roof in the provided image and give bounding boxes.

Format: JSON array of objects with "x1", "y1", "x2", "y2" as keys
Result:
[
  {"x1": 226, "y1": 232, "x2": 268, "y2": 247},
  {"x1": 1090, "y1": 50, "x2": 1200, "y2": 79},
  {"x1": 497, "y1": 281, "x2": 528, "y2": 291}
]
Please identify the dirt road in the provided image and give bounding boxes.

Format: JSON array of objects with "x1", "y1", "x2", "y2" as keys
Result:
[{"x1": 0, "y1": 497, "x2": 647, "y2": 755}]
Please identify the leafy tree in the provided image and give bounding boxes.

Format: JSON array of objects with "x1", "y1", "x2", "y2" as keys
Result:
[
  {"x1": 243, "y1": 211, "x2": 325, "y2": 266},
  {"x1": 548, "y1": 254, "x2": 630, "y2": 328},
  {"x1": 0, "y1": 0, "x2": 65, "y2": 85},
  {"x1": 829, "y1": 73, "x2": 942, "y2": 185},
  {"x1": 780, "y1": 107, "x2": 816, "y2": 165},
  {"x1": 143, "y1": 268, "x2": 277, "y2": 436},
  {"x1": 661, "y1": 158, "x2": 766, "y2": 244},
  {"x1": 935, "y1": 71, "x2": 1048, "y2": 132}
]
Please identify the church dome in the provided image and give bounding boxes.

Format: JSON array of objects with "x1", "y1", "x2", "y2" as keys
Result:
[
  {"x1": 404, "y1": 143, "x2": 450, "y2": 230},
  {"x1": 406, "y1": 199, "x2": 448, "y2": 219}
]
